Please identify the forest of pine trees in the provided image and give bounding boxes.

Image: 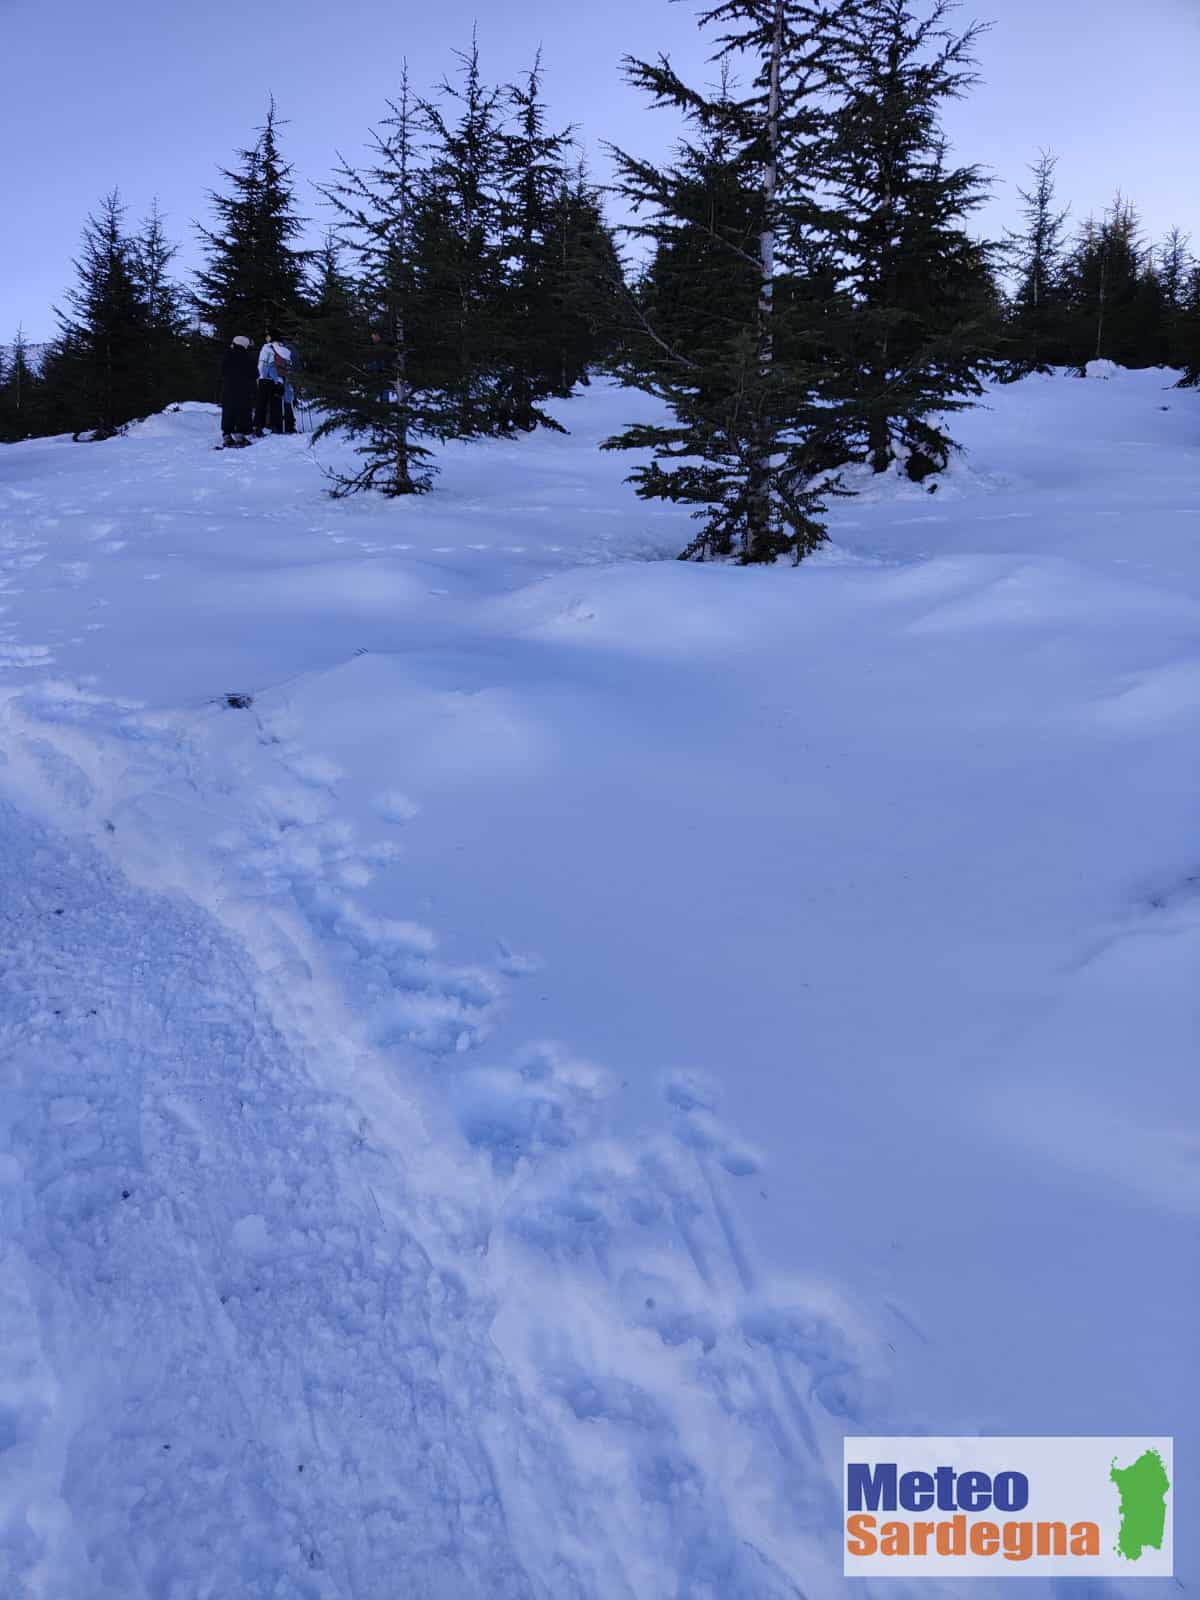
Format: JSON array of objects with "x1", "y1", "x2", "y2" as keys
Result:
[{"x1": 1, "y1": 1, "x2": 1196, "y2": 562}]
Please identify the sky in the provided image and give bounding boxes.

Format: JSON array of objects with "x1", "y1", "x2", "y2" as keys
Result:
[{"x1": 1, "y1": 0, "x2": 1198, "y2": 341}]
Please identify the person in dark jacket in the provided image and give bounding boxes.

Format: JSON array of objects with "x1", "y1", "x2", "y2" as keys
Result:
[{"x1": 220, "y1": 336, "x2": 256, "y2": 448}]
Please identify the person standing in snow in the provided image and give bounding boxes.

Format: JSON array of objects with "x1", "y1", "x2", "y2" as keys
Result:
[
  {"x1": 219, "y1": 335, "x2": 257, "y2": 448},
  {"x1": 255, "y1": 333, "x2": 296, "y2": 435}
]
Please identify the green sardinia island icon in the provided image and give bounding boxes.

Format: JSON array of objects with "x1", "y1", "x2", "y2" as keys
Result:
[{"x1": 1109, "y1": 1449, "x2": 1171, "y2": 1561}]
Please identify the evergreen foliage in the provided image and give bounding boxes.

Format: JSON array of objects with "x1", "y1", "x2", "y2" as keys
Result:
[
  {"x1": 605, "y1": 3, "x2": 854, "y2": 564},
  {"x1": 195, "y1": 99, "x2": 310, "y2": 346},
  {"x1": 0, "y1": 331, "x2": 45, "y2": 441},
  {"x1": 4, "y1": 13, "x2": 1193, "y2": 536},
  {"x1": 315, "y1": 70, "x2": 454, "y2": 494},
  {"x1": 51, "y1": 191, "x2": 156, "y2": 440},
  {"x1": 416, "y1": 39, "x2": 511, "y2": 436},
  {"x1": 824, "y1": 0, "x2": 998, "y2": 478},
  {"x1": 1062, "y1": 197, "x2": 1162, "y2": 370},
  {"x1": 1004, "y1": 151, "x2": 1072, "y2": 374}
]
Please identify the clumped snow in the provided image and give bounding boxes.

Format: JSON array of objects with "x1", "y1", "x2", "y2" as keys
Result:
[{"x1": 0, "y1": 369, "x2": 1195, "y2": 1597}]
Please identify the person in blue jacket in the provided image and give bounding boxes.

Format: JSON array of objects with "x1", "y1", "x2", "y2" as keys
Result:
[{"x1": 255, "y1": 333, "x2": 297, "y2": 435}]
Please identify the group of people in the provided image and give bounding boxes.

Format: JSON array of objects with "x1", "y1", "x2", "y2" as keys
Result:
[{"x1": 219, "y1": 334, "x2": 297, "y2": 449}]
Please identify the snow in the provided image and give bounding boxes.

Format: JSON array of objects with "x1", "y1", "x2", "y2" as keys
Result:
[{"x1": 0, "y1": 367, "x2": 1196, "y2": 1597}]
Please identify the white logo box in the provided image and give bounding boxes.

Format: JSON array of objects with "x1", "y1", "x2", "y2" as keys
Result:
[{"x1": 843, "y1": 1436, "x2": 1173, "y2": 1578}]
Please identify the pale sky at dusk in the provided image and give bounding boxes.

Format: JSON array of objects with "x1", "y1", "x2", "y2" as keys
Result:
[{"x1": 2, "y1": 0, "x2": 1197, "y2": 339}]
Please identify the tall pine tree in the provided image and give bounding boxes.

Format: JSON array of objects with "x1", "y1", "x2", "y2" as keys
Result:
[
  {"x1": 303, "y1": 233, "x2": 362, "y2": 406},
  {"x1": 52, "y1": 191, "x2": 154, "y2": 439},
  {"x1": 1157, "y1": 226, "x2": 1192, "y2": 370},
  {"x1": 542, "y1": 163, "x2": 625, "y2": 391},
  {"x1": 824, "y1": 0, "x2": 996, "y2": 478},
  {"x1": 1004, "y1": 150, "x2": 1071, "y2": 374},
  {"x1": 494, "y1": 55, "x2": 577, "y2": 430},
  {"x1": 417, "y1": 39, "x2": 510, "y2": 437},
  {"x1": 134, "y1": 202, "x2": 200, "y2": 411},
  {"x1": 195, "y1": 99, "x2": 309, "y2": 345},
  {"x1": 1062, "y1": 197, "x2": 1161, "y2": 369},
  {"x1": 605, "y1": 2, "x2": 855, "y2": 563},
  {"x1": 316, "y1": 70, "x2": 455, "y2": 494}
]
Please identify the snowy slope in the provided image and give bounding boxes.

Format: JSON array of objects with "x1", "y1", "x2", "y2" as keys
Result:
[{"x1": 0, "y1": 369, "x2": 1196, "y2": 1597}]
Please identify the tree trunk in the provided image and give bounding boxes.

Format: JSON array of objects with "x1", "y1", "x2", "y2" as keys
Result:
[{"x1": 746, "y1": 0, "x2": 784, "y2": 562}]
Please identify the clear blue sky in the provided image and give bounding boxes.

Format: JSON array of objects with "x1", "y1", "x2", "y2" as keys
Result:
[{"x1": 2, "y1": 0, "x2": 1197, "y2": 340}]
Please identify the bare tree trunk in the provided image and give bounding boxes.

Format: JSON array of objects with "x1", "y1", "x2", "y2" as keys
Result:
[
  {"x1": 393, "y1": 319, "x2": 411, "y2": 492},
  {"x1": 747, "y1": 0, "x2": 784, "y2": 562}
]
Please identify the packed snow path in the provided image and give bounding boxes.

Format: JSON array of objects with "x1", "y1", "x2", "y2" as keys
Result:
[{"x1": 0, "y1": 370, "x2": 1196, "y2": 1596}]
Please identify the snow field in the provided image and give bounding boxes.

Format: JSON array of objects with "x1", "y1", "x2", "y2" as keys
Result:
[{"x1": 0, "y1": 366, "x2": 1197, "y2": 1596}]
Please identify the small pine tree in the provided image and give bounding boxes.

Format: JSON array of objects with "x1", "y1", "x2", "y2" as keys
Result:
[
  {"x1": 316, "y1": 69, "x2": 455, "y2": 494},
  {"x1": 824, "y1": 0, "x2": 997, "y2": 478},
  {"x1": 194, "y1": 98, "x2": 310, "y2": 345},
  {"x1": 52, "y1": 190, "x2": 154, "y2": 439},
  {"x1": 0, "y1": 330, "x2": 43, "y2": 440},
  {"x1": 1004, "y1": 150, "x2": 1071, "y2": 374}
]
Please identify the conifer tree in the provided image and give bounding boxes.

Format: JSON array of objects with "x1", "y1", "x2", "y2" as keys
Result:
[
  {"x1": 0, "y1": 329, "x2": 43, "y2": 441},
  {"x1": 604, "y1": 2, "x2": 855, "y2": 564},
  {"x1": 495, "y1": 55, "x2": 576, "y2": 430},
  {"x1": 417, "y1": 39, "x2": 510, "y2": 436},
  {"x1": 316, "y1": 70, "x2": 454, "y2": 494},
  {"x1": 824, "y1": 0, "x2": 996, "y2": 478},
  {"x1": 543, "y1": 164, "x2": 625, "y2": 391},
  {"x1": 194, "y1": 99, "x2": 309, "y2": 345},
  {"x1": 53, "y1": 191, "x2": 154, "y2": 439},
  {"x1": 303, "y1": 233, "x2": 362, "y2": 406},
  {"x1": 134, "y1": 202, "x2": 198, "y2": 411},
  {"x1": 1004, "y1": 150, "x2": 1071, "y2": 374},
  {"x1": 1063, "y1": 197, "x2": 1160, "y2": 369},
  {"x1": 1157, "y1": 227, "x2": 1192, "y2": 369},
  {"x1": 1175, "y1": 262, "x2": 1200, "y2": 386}
]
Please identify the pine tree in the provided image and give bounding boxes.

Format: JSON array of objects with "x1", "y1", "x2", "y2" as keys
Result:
[
  {"x1": 53, "y1": 190, "x2": 154, "y2": 439},
  {"x1": 1158, "y1": 227, "x2": 1192, "y2": 369},
  {"x1": 1063, "y1": 197, "x2": 1159, "y2": 369},
  {"x1": 417, "y1": 38, "x2": 510, "y2": 436},
  {"x1": 303, "y1": 233, "x2": 362, "y2": 406},
  {"x1": 133, "y1": 202, "x2": 198, "y2": 412},
  {"x1": 543, "y1": 163, "x2": 625, "y2": 392},
  {"x1": 1004, "y1": 150, "x2": 1071, "y2": 374},
  {"x1": 316, "y1": 69, "x2": 454, "y2": 494},
  {"x1": 604, "y1": 2, "x2": 854, "y2": 564},
  {"x1": 824, "y1": 0, "x2": 996, "y2": 478},
  {"x1": 1175, "y1": 262, "x2": 1200, "y2": 386},
  {"x1": 195, "y1": 99, "x2": 309, "y2": 345},
  {"x1": 0, "y1": 329, "x2": 43, "y2": 440},
  {"x1": 494, "y1": 54, "x2": 576, "y2": 430}
]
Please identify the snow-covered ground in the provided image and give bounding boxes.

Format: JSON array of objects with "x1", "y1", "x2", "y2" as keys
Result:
[{"x1": 0, "y1": 368, "x2": 1195, "y2": 1597}]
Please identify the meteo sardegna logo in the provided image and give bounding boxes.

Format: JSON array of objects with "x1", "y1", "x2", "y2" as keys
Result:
[{"x1": 843, "y1": 1438, "x2": 1173, "y2": 1578}]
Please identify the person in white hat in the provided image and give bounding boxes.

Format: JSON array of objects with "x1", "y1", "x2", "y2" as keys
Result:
[{"x1": 219, "y1": 335, "x2": 256, "y2": 448}]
